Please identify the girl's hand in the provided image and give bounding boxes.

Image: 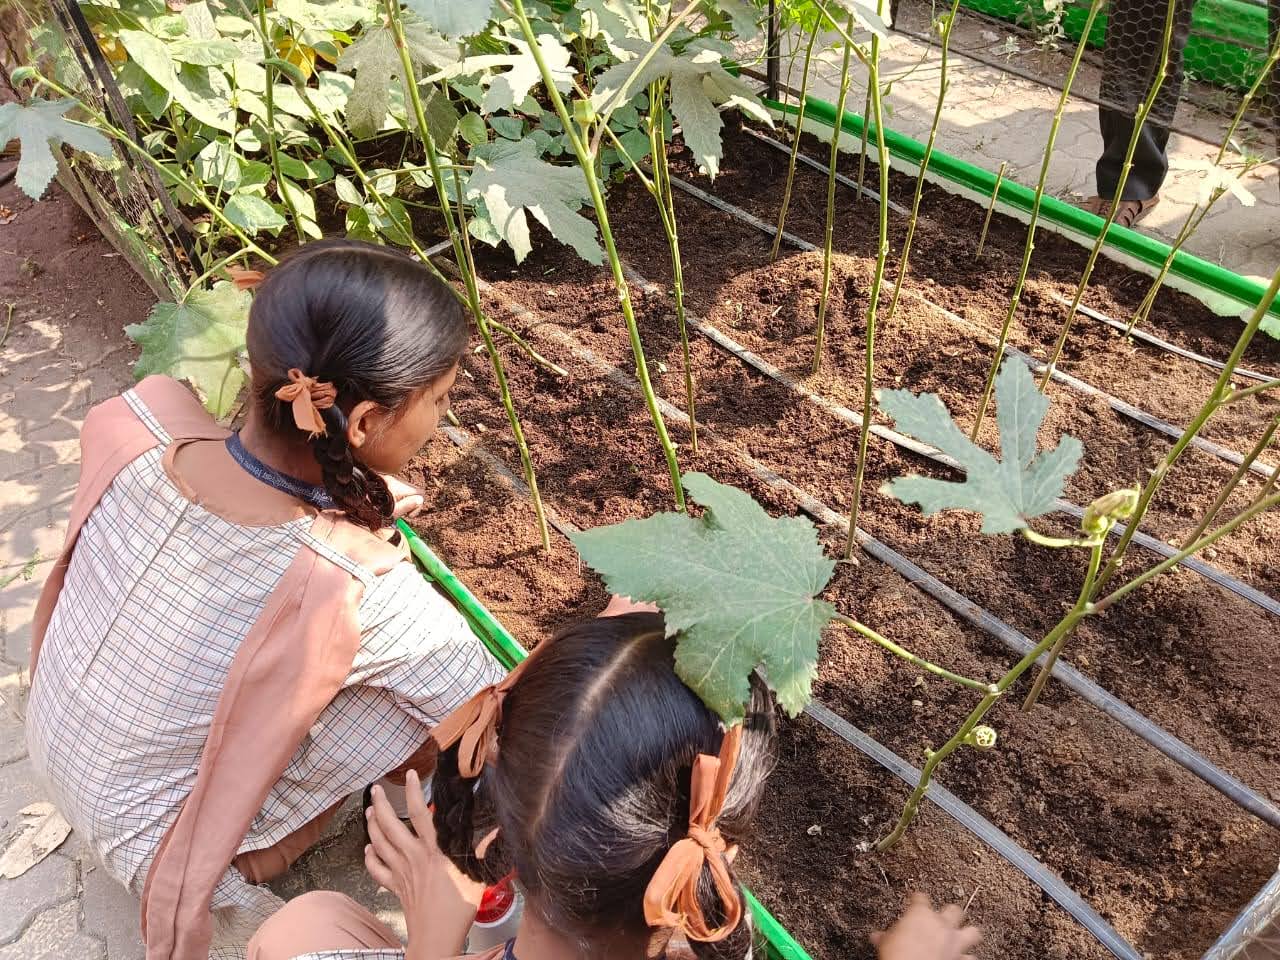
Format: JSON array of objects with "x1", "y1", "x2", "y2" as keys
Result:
[
  {"x1": 870, "y1": 893, "x2": 982, "y2": 960},
  {"x1": 364, "y1": 770, "x2": 484, "y2": 955},
  {"x1": 383, "y1": 475, "x2": 425, "y2": 519}
]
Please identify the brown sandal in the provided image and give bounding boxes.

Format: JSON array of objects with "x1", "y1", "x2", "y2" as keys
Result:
[{"x1": 1083, "y1": 195, "x2": 1160, "y2": 228}]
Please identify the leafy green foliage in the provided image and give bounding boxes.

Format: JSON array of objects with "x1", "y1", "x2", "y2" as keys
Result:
[
  {"x1": 0, "y1": 99, "x2": 112, "y2": 200},
  {"x1": 591, "y1": 39, "x2": 771, "y2": 177},
  {"x1": 336, "y1": 19, "x2": 458, "y2": 138},
  {"x1": 125, "y1": 282, "x2": 252, "y2": 418},
  {"x1": 571, "y1": 473, "x2": 835, "y2": 722},
  {"x1": 465, "y1": 138, "x2": 603, "y2": 264},
  {"x1": 403, "y1": 0, "x2": 495, "y2": 37},
  {"x1": 879, "y1": 358, "x2": 1083, "y2": 534}
]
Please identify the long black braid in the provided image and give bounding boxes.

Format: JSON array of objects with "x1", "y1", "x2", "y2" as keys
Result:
[{"x1": 245, "y1": 239, "x2": 468, "y2": 530}]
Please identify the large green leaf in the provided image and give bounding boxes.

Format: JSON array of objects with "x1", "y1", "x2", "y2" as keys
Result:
[
  {"x1": 402, "y1": 0, "x2": 494, "y2": 37},
  {"x1": 118, "y1": 30, "x2": 236, "y2": 131},
  {"x1": 336, "y1": 18, "x2": 458, "y2": 137},
  {"x1": 224, "y1": 194, "x2": 286, "y2": 235},
  {"x1": 0, "y1": 99, "x2": 112, "y2": 200},
  {"x1": 464, "y1": 137, "x2": 602, "y2": 264},
  {"x1": 591, "y1": 40, "x2": 771, "y2": 177},
  {"x1": 571, "y1": 473, "x2": 834, "y2": 721},
  {"x1": 481, "y1": 34, "x2": 573, "y2": 115},
  {"x1": 879, "y1": 358, "x2": 1083, "y2": 534},
  {"x1": 125, "y1": 282, "x2": 251, "y2": 418}
]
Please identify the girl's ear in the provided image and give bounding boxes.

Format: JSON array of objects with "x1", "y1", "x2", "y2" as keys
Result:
[{"x1": 346, "y1": 400, "x2": 386, "y2": 450}]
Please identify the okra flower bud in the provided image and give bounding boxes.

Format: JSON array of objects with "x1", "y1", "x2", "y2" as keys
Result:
[{"x1": 1081, "y1": 487, "x2": 1140, "y2": 535}]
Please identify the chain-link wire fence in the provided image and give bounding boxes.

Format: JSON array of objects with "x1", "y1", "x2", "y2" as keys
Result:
[
  {"x1": 886, "y1": 0, "x2": 1280, "y2": 160},
  {"x1": 1, "y1": 0, "x2": 201, "y2": 297}
]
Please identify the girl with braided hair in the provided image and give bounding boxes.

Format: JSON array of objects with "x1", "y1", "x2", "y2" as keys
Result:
[
  {"x1": 247, "y1": 614, "x2": 982, "y2": 960},
  {"x1": 26, "y1": 239, "x2": 511, "y2": 960}
]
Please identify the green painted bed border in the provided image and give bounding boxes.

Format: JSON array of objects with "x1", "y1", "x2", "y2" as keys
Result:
[{"x1": 399, "y1": 520, "x2": 815, "y2": 960}]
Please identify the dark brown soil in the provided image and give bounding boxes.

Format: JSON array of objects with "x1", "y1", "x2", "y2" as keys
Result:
[{"x1": 404, "y1": 154, "x2": 1280, "y2": 957}]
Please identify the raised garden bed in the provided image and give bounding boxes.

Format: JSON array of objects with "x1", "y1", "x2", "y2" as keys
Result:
[{"x1": 402, "y1": 119, "x2": 1280, "y2": 960}]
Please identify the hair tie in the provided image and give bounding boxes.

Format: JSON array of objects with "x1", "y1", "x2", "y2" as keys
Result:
[
  {"x1": 274, "y1": 368, "x2": 337, "y2": 438},
  {"x1": 227, "y1": 265, "x2": 266, "y2": 290},
  {"x1": 643, "y1": 724, "x2": 744, "y2": 943},
  {"x1": 431, "y1": 660, "x2": 528, "y2": 778}
]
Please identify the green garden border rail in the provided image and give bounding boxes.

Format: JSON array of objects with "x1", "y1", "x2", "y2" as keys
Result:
[
  {"x1": 763, "y1": 96, "x2": 1280, "y2": 337},
  {"x1": 397, "y1": 520, "x2": 815, "y2": 960},
  {"x1": 961, "y1": 0, "x2": 1270, "y2": 90}
]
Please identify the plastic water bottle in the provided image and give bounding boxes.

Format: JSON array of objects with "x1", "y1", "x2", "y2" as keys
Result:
[{"x1": 466, "y1": 873, "x2": 523, "y2": 952}]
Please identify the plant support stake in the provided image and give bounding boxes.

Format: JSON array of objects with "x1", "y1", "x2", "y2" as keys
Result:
[
  {"x1": 813, "y1": 16, "x2": 855, "y2": 375},
  {"x1": 1039, "y1": 0, "x2": 1177, "y2": 389},
  {"x1": 886, "y1": 0, "x2": 960, "y2": 323},
  {"x1": 969, "y1": 0, "x2": 1106, "y2": 439},
  {"x1": 846, "y1": 20, "x2": 891, "y2": 554},
  {"x1": 507, "y1": 0, "x2": 685, "y2": 510},
  {"x1": 385, "y1": 0, "x2": 551, "y2": 550}
]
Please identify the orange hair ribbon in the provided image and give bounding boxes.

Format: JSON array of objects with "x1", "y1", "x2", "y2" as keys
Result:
[
  {"x1": 274, "y1": 368, "x2": 337, "y2": 438},
  {"x1": 643, "y1": 724, "x2": 744, "y2": 943},
  {"x1": 227, "y1": 265, "x2": 266, "y2": 291},
  {"x1": 430, "y1": 660, "x2": 528, "y2": 778}
]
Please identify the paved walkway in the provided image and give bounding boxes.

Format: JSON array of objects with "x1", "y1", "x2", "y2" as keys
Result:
[
  {"x1": 0, "y1": 177, "x2": 398, "y2": 958},
  {"x1": 742, "y1": 3, "x2": 1280, "y2": 284}
]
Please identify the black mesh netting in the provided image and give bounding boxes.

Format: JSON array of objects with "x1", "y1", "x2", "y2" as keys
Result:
[
  {"x1": 888, "y1": 0, "x2": 1280, "y2": 177},
  {"x1": 2, "y1": 0, "x2": 201, "y2": 295}
]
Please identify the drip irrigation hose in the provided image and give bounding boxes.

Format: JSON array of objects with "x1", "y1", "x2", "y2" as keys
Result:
[
  {"x1": 741, "y1": 127, "x2": 911, "y2": 217},
  {"x1": 657, "y1": 174, "x2": 1280, "y2": 612},
  {"x1": 768, "y1": 95, "x2": 1280, "y2": 335},
  {"x1": 663, "y1": 171, "x2": 1277, "y2": 482},
  {"x1": 614, "y1": 263, "x2": 1280, "y2": 828},
  {"x1": 433, "y1": 276, "x2": 1280, "y2": 957},
  {"x1": 741, "y1": 126, "x2": 1280, "y2": 386},
  {"x1": 802, "y1": 701, "x2": 1144, "y2": 960},
  {"x1": 473, "y1": 264, "x2": 1280, "y2": 835}
]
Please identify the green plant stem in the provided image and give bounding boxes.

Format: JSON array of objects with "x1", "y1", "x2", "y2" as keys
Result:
[
  {"x1": 1222, "y1": 376, "x2": 1280, "y2": 406},
  {"x1": 1094, "y1": 488, "x2": 1280, "y2": 614},
  {"x1": 1021, "y1": 528, "x2": 1103, "y2": 549},
  {"x1": 974, "y1": 160, "x2": 1007, "y2": 260},
  {"x1": 257, "y1": 0, "x2": 306, "y2": 243},
  {"x1": 1180, "y1": 413, "x2": 1278, "y2": 547},
  {"x1": 0, "y1": 303, "x2": 13, "y2": 350},
  {"x1": 968, "y1": 0, "x2": 1105, "y2": 440},
  {"x1": 508, "y1": 0, "x2": 685, "y2": 510},
  {"x1": 490, "y1": 318, "x2": 569, "y2": 377},
  {"x1": 854, "y1": 84, "x2": 871, "y2": 202},
  {"x1": 385, "y1": 0, "x2": 551, "y2": 552},
  {"x1": 181, "y1": 247, "x2": 254, "y2": 298},
  {"x1": 1092, "y1": 262, "x2": 1280, "y2": 594},
  {"x1": 813, "y1": 17, "x2": 855, "y2": 376},
  {"x1": 34, "y1": 75, "x2": 278, "y2": 266},
  {"x1": 885, "y1": 0, "x2": 959, "y2": 323},
  {"x1": 1039, "y1": 0, "x2": 1177, "y2": 390},
  {"x1": 1126, "y1": 35, "x2": 1280, "y2": 334},
  {"x1": 881, "y1": 478, "x2": 1280, "y2": 849},
  {"x1": 876, "y1": 616, "x2": 1071, "y2": 850},
  {"x1": 587, "y1": 0, "x2": 701, "y2": 155},
  {"x1": 834, "y1": 613, "x2": 992, "y2": 692},
  {"x1": 845, "y1": 28, "x2": 889, "y2": 556},
  {"x1": 1022, "y1": 534, "x2": 1105, "y2": 711},
  {"x1": 772, "y1": 21, "x2": 820, "y2": 262}
]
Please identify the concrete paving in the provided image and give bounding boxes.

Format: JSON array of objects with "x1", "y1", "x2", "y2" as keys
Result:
[
  {"x1": 0, "y1": 180, "x2": 387, "y2": 958},
  {"x1": 739, "y1": 2, "x2": 1280, "y2": 284}
]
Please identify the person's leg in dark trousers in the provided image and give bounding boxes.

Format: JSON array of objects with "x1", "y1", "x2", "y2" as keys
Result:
[{"x1": 1096, "y1": 0, "x2": 1195, "y2": 202}]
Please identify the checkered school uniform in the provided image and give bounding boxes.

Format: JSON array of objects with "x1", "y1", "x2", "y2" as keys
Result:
[{"x1": 25, "y1": 382, "x2": 502, "y2": 959}]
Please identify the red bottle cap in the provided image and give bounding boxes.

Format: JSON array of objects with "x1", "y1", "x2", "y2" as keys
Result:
[{"x1": 475, "y1": 873, "x2": 517, "y2": 924}]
